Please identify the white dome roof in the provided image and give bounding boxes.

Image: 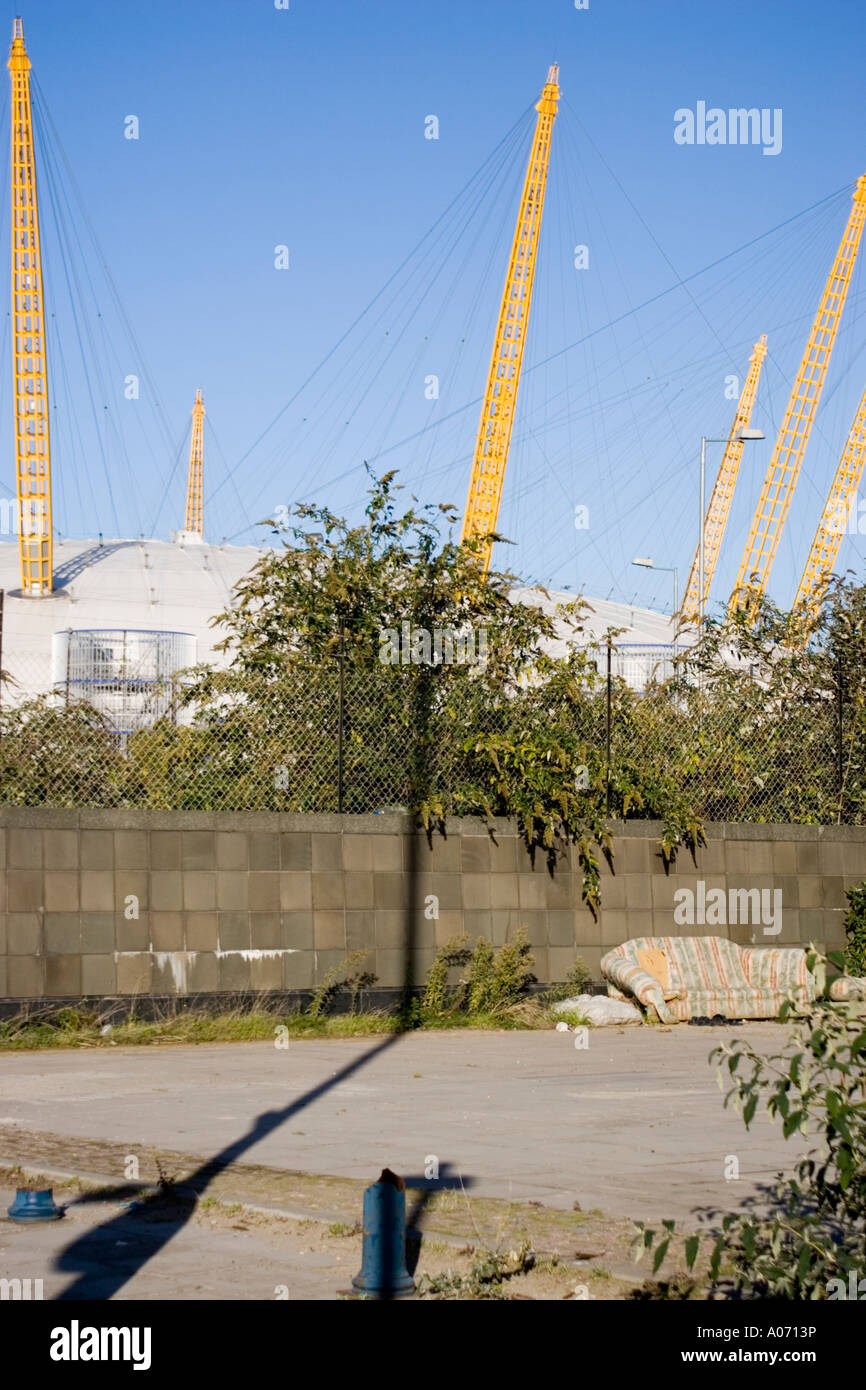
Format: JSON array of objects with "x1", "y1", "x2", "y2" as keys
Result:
[
  {"x1": 0, "y1": 537, "x2": 269, "y2": 697},
  {"x1": 0, "y1": 540, "x2": 681, "y2": 702}
]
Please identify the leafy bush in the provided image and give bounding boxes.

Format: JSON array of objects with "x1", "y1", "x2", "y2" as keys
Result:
[
  {"x1": 422, "y1": 930, "x2": 535, "y2": 1017},
  {"x1": 635, "y1": 950, "x2": 866, "y2": 1298},
  {"x1": 544, "y1": 956, "x2": 592, "y2": 1004},
  {"x1": 466, "y1": 937, "x2": 497, "y2": 1013},
  {"x1": 307, "y1": 951, "x2": 376, "y2": 1019},
  {"x1": 421, "y1": 935, "x2": 474, "y2": 1014},
  {"x1": 844, "y1": 881, "x2": 866, "y2": 977}
]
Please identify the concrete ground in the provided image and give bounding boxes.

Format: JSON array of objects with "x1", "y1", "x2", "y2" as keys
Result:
[
  {"x1": 0, "y1": 1023, "x2": 804, "y2": 1224},
  {"x1": 0, "y1": 1181, "x2": 345, "y2": 1300}
]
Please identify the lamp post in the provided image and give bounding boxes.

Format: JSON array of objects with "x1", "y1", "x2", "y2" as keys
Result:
[
  {"x1": 698, "y1": 428, "x2": 764, "y2": 624},
  {"x1": 632, "y1": 557, "x2": 679, "y2": 663}
]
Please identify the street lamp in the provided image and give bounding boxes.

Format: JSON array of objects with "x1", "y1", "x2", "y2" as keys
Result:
[
  {"x1": 699, "y1": 428, "x2": 764, "y2": 624},
  {"x1": 632, "y1": 557, "x2": 679, "y2": 661}
]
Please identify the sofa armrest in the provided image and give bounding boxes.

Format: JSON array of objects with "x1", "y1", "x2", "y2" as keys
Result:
[
  {"x1": 828, "y1": 975, "x2": 866, "y2": 1002},
  {"x1": 740, "y1": 946, "x2": 814, "y2": 999},
  {"x1": 601, "y1": 950, "x2": 668, "y2": 1019}
]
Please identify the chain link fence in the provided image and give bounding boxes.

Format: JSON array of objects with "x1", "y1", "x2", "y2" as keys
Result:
[{"x1": 0, "y1": 642, "x2": 862, "y2": 823}]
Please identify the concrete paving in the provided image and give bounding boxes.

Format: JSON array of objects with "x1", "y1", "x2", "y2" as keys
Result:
[
  {"x1": 0, "y1": 1185, "x2": 344, "y2": 1300},
  {"x1": 0, "y1": 1024, "x2": 809, "y2": 1224}
]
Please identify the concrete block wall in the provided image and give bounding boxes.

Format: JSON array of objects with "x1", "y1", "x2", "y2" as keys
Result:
[{"x1": 0, "y1": 807, "x2": 861, "y2": 1000}]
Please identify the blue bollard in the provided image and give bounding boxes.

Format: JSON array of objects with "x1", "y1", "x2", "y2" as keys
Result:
[
  {"x1": 7, "y1": 1188, "x2": 62, "y2": 1223},
  {"x1": 352, "y1": 1168, "x2": 415, "y2": 1297}
]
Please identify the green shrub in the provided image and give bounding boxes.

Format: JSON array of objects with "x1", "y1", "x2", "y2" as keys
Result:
[
  {"x1": 486, "y1": 929, "x2": 535, "y2": 1009},
  {"x1": 635, "y1": 950, "x2": 866, "y2": 1299},
  {"x1": 422, "y1": 935, "x2": 473, "y2": 1013},
  {"x1": 422, "y1": 930, "x2": 535, "y2": 1017},
  {"x1": 467, "y1": 938, "x2": 496, "y2": 1013},
  {"x1": 308, "y1": 950, "x2": 376, "y2": 1019},
  {"x1": 844, "y1": 881, "x2": 866, "y2": 977},
  {"x1": 545, "y1": 956, "x2": 592, "y2": 1003}
]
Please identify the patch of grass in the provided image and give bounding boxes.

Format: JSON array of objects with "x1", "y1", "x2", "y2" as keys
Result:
[
  {"x1": 0, "y1": 1007, "x2": 401, "y2": 1050},
  {"x1": 328, "y1": 1221, "x2": 361, "y2": 1237},
  {"x1": 0, "y1": 993, "x2": 553, "y2": 1051},
  {"x1": 547, "y1": 1008, "x2": 590, "y2": 1029}
]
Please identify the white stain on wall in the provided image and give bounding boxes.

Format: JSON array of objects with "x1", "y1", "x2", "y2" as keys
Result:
[{"x1": 113, "y1": 947, "x2": 300, "y2": 996}]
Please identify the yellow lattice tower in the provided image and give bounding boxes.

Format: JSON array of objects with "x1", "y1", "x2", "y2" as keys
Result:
[
  {"x1": 9, "y1": 18, "x2": 52, "y2": 595},
  {"x1": 792, "y1": 383, "x2": 866, "y2": 629},
  {"x1": 184, "y1": 389, "x2": 205, "y2": 535},
  {"x1": 730, "y1": 176, "x2": 866, "y2": 616},
  {"x1": 461, "y1": 65, "x2": 559, "y2": 572},
  {"x1": 680, "y1": 336, "x2": 767, "y2": 623}
]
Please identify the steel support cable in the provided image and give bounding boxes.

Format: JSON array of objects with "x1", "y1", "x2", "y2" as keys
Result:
[
  {"x1": 549, "y1": 118, "x2": 846, "y2": 580},
  {"x1": 205, "y1": 104, "x2": 538, "y2": 511},
  {"x1": 202, "y1": 414, "x2": 253, "y2": 538},
  {"x1": 553, "y1": 109, "x2": 681, "y2": 572},
  {"x1": 232, "y1": 124, "x2": 534, "y2": 545},
  {"x1": 265, "y1": 113, "x2": 533, "y2": 476},
  {"x1": 29, "y1": 93, "x2": 170, "y2": 536},
  {"x1": 324, "y1": 186, "x2": 854, "y2": 513},
  {"x1": 221, "y1": 192, "x2": 852, "y2": 545},
  {"x1": 387, "y1": 144, "x2": 528, "y2": 464},
  {"x1": 33, "y1": 111, "x2": 121, "y2": 534},
  {"x1": 220, "y1": 111, "x2": 533, "y2": 536},
  {"x1": 45, "y1": 311, "x2": 97, "y2": 535},
  {"x1": 564, "y1": 95, "x2": 834, "y2": 386},
  {"x1": 32, "y1": 79, "x2": 177, "y2": 463},
  {"x1": 249, "y1": 110, "x2": 535, "y2": 520},
  {"x1": 367, "y1": 140, "x2": 530, "y2": 499},
  {"x1": 33, "y1": 81, "x2": 181, "y2": 540},
  {"x1": 554, "y1": 111, "x2": 610, "y2": 530},
  {"x1": 412, "y1": 139, "x2": 530, "y2": 495},
  {"x1": 478, "y1": 239, "x2": 845, "y2": 581},
  {"x1": 32, "y1": 94, "x2": 148, "y2": 535}
]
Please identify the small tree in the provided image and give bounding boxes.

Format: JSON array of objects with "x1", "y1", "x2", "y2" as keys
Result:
[{"x1": 635, "y1": 950, "x2": 866, "y2": 1298}]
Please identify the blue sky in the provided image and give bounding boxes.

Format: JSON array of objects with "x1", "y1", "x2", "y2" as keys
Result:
[{"x1": 1, "y1": 0, "x2": 865, "y2": 614}]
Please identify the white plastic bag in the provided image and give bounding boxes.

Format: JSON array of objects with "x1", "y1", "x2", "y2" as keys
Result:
[{"x1": 552, "y1": 993, "x2": 643, "y2": 1026}]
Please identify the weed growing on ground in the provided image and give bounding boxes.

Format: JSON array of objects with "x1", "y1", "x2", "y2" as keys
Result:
[{"x1": 418, "y1": 1241, "x2": 536, "y2": 1299}]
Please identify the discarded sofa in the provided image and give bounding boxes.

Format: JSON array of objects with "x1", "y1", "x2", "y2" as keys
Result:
[{"x1": 600, "y1": 935, "x2": 863, "y2": 1023}]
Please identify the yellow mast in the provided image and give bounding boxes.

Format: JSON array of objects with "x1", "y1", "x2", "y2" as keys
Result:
[
  {"x1": 461, "y1": 65, "x2": 559, "y2": 572},
  {"x1": 730, "y1": 176, "x2": 866, "y2": 616},
  {"x1": 8, "y1": 18, "x2": 52, "y2": 595},
  {"x1": 792, "y1": 382, "x2": 866, "y2": 626},
  {"x1": 680, "y1": 335, "x2": 767, "y2": 623},
  {"x1": 184, "y1": 389, "x2": 205, "y2": 536}
]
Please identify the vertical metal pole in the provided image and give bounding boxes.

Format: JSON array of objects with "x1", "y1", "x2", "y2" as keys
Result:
[
  {"x1": 606, "y1": 638, "x2": 612, "y2": 817},
  {"x1": 837, "y1": 649, "x2": 844, "y2": 822},
  {"x1": 699, "y1": 437, "x2": 706, "y2": 626},
  {"x1": 337, "y1": 623, "x2": 345, "y2": 815},
  {"x1": 0, "y1": 588, "x2": 4, "y2": 714},
  {"x1": 65, "y1": 627, "x2": 71, "y2": 706},
  {"x1": 672, "y1": 568, "x2": 678, "y2": 666}
]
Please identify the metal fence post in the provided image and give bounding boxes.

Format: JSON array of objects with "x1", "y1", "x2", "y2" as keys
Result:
[
  {"x1": 337, "y1": 623, "x2": 345, "y2": 815},
  {"x1": 836, "y1": 649, "x2": 844, "y2": 823},
  {"x1": 606, "y1": 638, "x2": 612, "y2": 817}
]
